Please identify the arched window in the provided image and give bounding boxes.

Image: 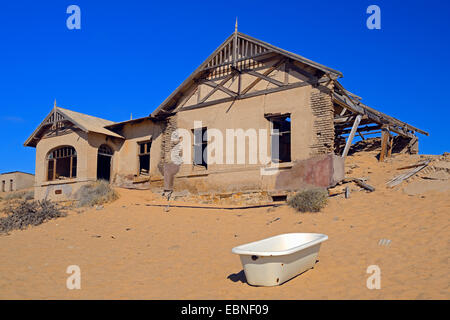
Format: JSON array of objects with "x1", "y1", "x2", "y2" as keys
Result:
[{"x1": 47, "y1": 146, "x2": 77, "y2": 181}]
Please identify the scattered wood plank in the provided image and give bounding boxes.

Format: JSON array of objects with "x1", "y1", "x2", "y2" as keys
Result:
[
  {"x1": 334, "y1": 177, "x2": 375, "y2": 193},
  {"x1": 343, "y1": 177, "x2": 375, "y2": 192},
  {"x1": 387, "y1": 160, "x2": 431, "y2": 188},
  {"x1": 396, "y1": 161, "x2": 429, "y2": 171},
  {"x1": 353, "y1": 178, "x2": 376, "y2": 192}
]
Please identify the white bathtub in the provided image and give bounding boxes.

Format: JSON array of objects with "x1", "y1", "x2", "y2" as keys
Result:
[{"x1": 232, "y1": 233, "x2": 328, "y2": 286}]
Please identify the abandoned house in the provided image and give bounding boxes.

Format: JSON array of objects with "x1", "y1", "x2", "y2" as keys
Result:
[
  {"x1": 0, "y1": 171, "x2": 35, "y2": 193},
  {"x1": 24, "y1": 30, "x2": 428, "y2": 201}
]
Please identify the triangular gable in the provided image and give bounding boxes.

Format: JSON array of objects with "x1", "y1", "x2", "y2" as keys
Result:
[
  {"x1": 24, "y1": 107, "x2": 123, "y2": 147},
  {"x1": 151, "y1": 32, "x2": 343, "y2": 117}
]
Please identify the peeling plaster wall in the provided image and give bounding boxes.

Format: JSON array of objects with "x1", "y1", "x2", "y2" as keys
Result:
[
  {"x1": 161, "y1": 82, "x2": 340, "y2": 193},
  {"x1": 111, "y1": 119, "x2": 164, "y2": 184}
]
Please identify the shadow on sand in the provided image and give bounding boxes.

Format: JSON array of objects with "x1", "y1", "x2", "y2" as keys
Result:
[
  {"x1": 227, "y1": 270, "x2": 247, "y2": 284},
  {"x1": 227, "y1": 260, "x2": 320, "y2": 286}
]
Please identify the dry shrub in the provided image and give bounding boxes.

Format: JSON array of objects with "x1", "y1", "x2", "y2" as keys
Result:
[
  {"x1": 74, "y1": 180, "x2": 118, "y2": 208},
  {"x1": 287, "y1": 188, "x2": 328, "y2": 212},
  {"x1": 0, "y1": 200, "x2": 66, "y2": 234},
  {"x1": 3, "y1": 191, "x2": 34, "y2": 201}
]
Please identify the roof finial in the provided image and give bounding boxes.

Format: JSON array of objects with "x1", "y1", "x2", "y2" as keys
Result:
[
  {"x1": 130, "y1": 113, "x2": 133, "y2": 120},
  {"x1": 235, "y1": 17, "x2": 238, "y2": 34},
  {"x1": 54, "y1": 99, "x2": 57, "y2": 109}
]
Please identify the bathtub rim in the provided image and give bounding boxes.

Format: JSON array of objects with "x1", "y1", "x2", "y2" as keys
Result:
[{"x1": 231, "y1": 233, "x2": 328, "y2": 257}]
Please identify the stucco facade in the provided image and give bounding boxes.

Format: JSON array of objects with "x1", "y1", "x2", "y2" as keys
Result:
[
  {"x1": 160, "y1": 74, "x2": 339, "y2": 193},
  {"x1": 30, "y1": 115, "x2": 164, "y2": 201}
]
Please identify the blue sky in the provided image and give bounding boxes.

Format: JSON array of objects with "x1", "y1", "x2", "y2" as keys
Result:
[{"x1": 0, "y1": 0, "x2": 449, "y2": 174}]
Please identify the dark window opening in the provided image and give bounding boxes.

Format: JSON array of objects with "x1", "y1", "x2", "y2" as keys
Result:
[
  {"x1": 10, "y1": 180, "x2": 13, "y2": 192},
  {"x1": 46, "y1": 146, "x2": 77, "y2": 181},
  {"x1": 138, "y1": 141, "x2": 151, "y2": 176},
  {"x1": 270, "y1": 115, "x2": 291, "y2": 163},
  {"x1": 271, "y1": 195, "x2": 287, "y2": 202},
  {"x1": 193, "y1": 127, "x2": 207, "y2": 168},
  {"x1": 1, "y1": 181, "x2": 5, "y2": 192},
  {"x1": 97, "y1": 144, "x2": 113, "y2": 181}
]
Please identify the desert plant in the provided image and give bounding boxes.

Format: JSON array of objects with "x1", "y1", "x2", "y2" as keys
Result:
[
  {"x1": 3, "y1": 190, "x2": 34, "y2": 201},
  {"x1": 74, "y1": 180, "x2": 118, "y2": 207},
  {"x1": 0, "y1": 200, "x2": 66, "y2": 234},
  {"x1": 24, "y1": 191, "x2": 34, "y2": 201},
  {"x1": 287, "y1": 188, "x2": 328, "y2": 212}
]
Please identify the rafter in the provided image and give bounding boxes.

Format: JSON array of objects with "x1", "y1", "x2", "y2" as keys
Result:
[
  {"x1": 202, "y1": 79, "x2": 238, "y2": 98},
  {"x1": 245, "y1": 69, "x2": 285, "y2": 87},
  {"x1": 180, "y1": 81, "x2": 310, "y2": 112},
  {"x1": 241, "y1": 59, "x2": 287, "y2": 95},
  {"x1": 198, "y1": 71, "x2": 237, "y2": 104}
]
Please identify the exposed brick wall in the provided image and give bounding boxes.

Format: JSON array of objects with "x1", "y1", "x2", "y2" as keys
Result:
[
  {"x1": 310, "y1": 86, "x2": 335, "y2": 156},
  {"x1": 158, "y1": 115, "x2": 178, "y2": 175}
]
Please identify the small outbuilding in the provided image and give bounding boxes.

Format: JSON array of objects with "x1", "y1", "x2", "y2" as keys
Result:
[{"x1": 0, "y1": 171, "x2": 35, "y2": 193}]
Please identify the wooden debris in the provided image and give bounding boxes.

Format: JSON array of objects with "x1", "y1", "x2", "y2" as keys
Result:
[
  {"x1": 396, "y1": 161, "x2": 430, "y2": 171},
  {"x1": 342, "y1": 114, "x2": 362, "y2": 158},
  {"x1": 341, "y1": 177, "x2": 375, "y2": 192},
  {"x1": 379, "y1": 127, "x2": 390, "y2": 162},
  {"x1": 387, "y1": 160, "x2": 431, "y2": 188},
  {"x1": 353, "y1": 178, "x2": 376, "y2": 192},
  {"x1": 345, "y1": 187, "x2": 350, "y2": 199}
]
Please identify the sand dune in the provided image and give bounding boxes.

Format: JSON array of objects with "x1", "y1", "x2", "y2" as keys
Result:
[{"x1": 0, "y1": 151, "x2": 448, "y2": 299}]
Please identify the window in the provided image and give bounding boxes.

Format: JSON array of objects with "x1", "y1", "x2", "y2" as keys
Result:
[
  {"x1": 138, "y1": 141, "x2": 151, "y2": 176},
  {"x1": 269, "y1": 115, "x2": 291, "y2": 163},
  {"x1": 1, "y1": 180, "x2": 5, "y2": 192},
  {"x1": 47, "y1": 146, "x2": 77, "y2": 181},
  {"x1": 193, "y1": 127, "x2": 207, "y2": 168},
  {"x1": 10, "y1": 179, "x2": 13, "y2": 192}
]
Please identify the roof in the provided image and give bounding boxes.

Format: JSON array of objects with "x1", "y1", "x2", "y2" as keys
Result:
[
  {"x1": 24, "y1": 106, "x2": 124, "y2": 147},
  {"x1": 57, "y1": 107, "x2": 123, "y2": 138},
  {"x1": 151, "y1": 31, "x2": 343, "y2": 117},
  {"x1": 0, "y1": 171, "x2": 35, "y2": 176},
  {"x1": 104, "y1": 116, "x2": 154, "y2": 130}
]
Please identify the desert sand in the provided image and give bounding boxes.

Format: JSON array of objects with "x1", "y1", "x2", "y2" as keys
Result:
[{"x1": 0, "y1": 151, "x2": 448, "y2": 299}]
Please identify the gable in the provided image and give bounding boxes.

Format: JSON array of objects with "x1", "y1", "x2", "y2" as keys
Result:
[
  {"x1": 172, "y1": 52, "x2": 325, "y2": 114},
  {"x1": 151, "y1": 32, "x2": 342, "y2": 117},
  {"x1": 24, "y1": 106, "x2": 123, "y2": 147}
]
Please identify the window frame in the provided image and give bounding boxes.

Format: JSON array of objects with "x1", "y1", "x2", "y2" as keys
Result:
[
  {"x1": 46, "y1": 146, "x2": 77, "y2": 181},
  {"x1": 268, "y1": 114, "x2": 292, "y2": 164},
  {"x1": 192, "y1": 127, "x2": 208, "y2": 169},
  {"x1": 137, "y1": 140, "x2": 152, "y2": 176}
]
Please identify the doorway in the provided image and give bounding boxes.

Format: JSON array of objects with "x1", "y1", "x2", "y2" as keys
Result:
[{"x1": 97, "y1": 145, "x2": 113, "y2": 181}]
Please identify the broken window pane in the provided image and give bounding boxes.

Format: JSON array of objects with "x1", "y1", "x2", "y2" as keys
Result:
[
  {"x1": 270, "y1": 115, "x2": 291, "y2": 163},
  {"x1": 193, "y1": 127, "x2": 207, "y2": 168},
  {"x1": 138, "y1": 141, "x2": 151, "y2": 176},
  {"x1": 46, "y1": 146, "x2": 77, "y2": 181}
]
